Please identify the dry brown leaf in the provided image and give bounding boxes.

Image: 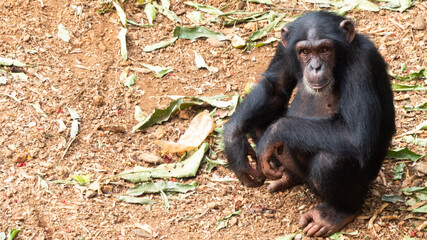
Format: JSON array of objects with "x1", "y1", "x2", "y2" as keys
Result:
[{"x1": 155, "y1": 110, "x2": 215, "y2": 153}]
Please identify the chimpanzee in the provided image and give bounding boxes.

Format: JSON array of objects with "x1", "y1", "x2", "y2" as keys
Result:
[{"x1": 223, "y1": 11, "x2": 395, "y2": 237}]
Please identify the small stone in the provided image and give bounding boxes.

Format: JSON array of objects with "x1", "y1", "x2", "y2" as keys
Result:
[
  {"x1": 207, "y1": 202, "x2": 218, "y2": 209},
  {"x1": 5, "y1": 149, "x2": 13, "y2": 158},
  {"x1": 85, "y1": 190, "x2": 97, "y2": 198},
  {"x1": 98, "y1": 42, "x2": 107, "y2": 52},
  {"x1": 13, "y1": 152, "x2": 28, "y2": 163},
  {"x1": 26, "y1": 68, "x2": 36, "y2": 76},
  {"x1": 154, "y1": 128, "x2": 166, "y2": 139},
  {"x1": 101, "y1": 185, "x2": 113, "y2": 194},
  {"x1": 236, "y1": 1, "x2": 245, "y2": 10},
  {"x1": 229, "y1": 217, "x2": 238, "y2": 226},
  {"x1": 93, "y1": 95, "x2": 104, "y2": 106},
  {"x1": 211, "y1": 154, "x2": 218, "y2": 160},
  {"x1": 206, "y1": 38, "x2": 224, "y2": 48},
  {"x1": 414, "y1": 15, "x2": 426, "y2": 30},
  {"x1": 264, "y1": 213, "x2": 275, "y2": 218},
  {"x1": 415, "y1": 161, "x2": 427, "y2": 174},
  {"x1": 178, "y1": 110, "x2": 190, "y2": 120},
  {"x1": 244, "y1": 22, "x2": 257, "y2": 32},
  {"x1": 22, "y1": 35, "x2": 30, "y2": 42},
  {"x1": 416, "y1": 231, "x2": 424, "y2": 238},
  {"x1": 119, "y1": 61, "x2": 131, "y2": 67},
  {"x1": 294, "y1": 233, "x2": 302, "y2": 240}
]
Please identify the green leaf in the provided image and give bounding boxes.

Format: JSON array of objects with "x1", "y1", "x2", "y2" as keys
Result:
[
  {"x1": 57, "y1": 24, "x2": 70, "y2": 42},
  {"x1": 392, "y1": 83, "x2": 427, "y2": 91},
  {"x1": 6, "y1": 229, "x2": 19, "y2": 240},
  {"x1": 189, "y1": 11, "x2": 204, "y2": 24},
  {"x1": 119, "y1": 143, "x2": 209, "y2": 183},
  {"x1": 124, "y1": 74, "x2": 137, "y2": 88},
  {"x1": 392, "y1": 162, "x2": 406, "y2": 180},
  {"x1": 67, "y1": 107, "x2": 80, "y2": 119},
  {"x1": 118, "y1": 27, "x2": 128, "y2": 60},
  {"x1": 169, "y1": 94, "x2": 239, "y2": 111},
  {"x1": 358, "y1": 0, "x2": 380, "y2": 12},
  {"x1": 72, "y1": 174, "x2": 91, "y2": 186},
  {"x1": 160, "y1": 190, "x2": 170, "y2": 212},
  {"x1": 184, "y1": 1, "x2": 223, "y2": 15},
  {"x1": 205, "y1": 157, "x2": 227, "y2": 173},
  {"x1": 216, "y1": 210, "x2": 242, "y2": 230},
  {"x1": 401, "y1": 186, "x2": 427, "y2": 194},
  {"x1": 249, "y1": 13, "x2": 285, "y2": 41},
  {"x1": 70, "y1": 120, "x2": 79, "y2": 138},
  {"x1": 391, "y1": 68, "x2": 427, "y2": 81},
  {"x1": 153, "y1": 2, "x2": 181, "y2": 23},
  {"x1": 403, "y1": 102, "x2": 427, "y2": 111},
  {"x1": 127, "y1": 181, "x2": 198, "y2": 195},
  {"x1": 382, "y1": 194, "x2": 405, "y2": 203},
  {"x1": 145, "y1": 3, "x2": 157, "y2": 25},
  {"x1": 160, "y1": 0, "x2": 171, "y2": 10},
  {"x1": 141, "y1": 63, "x2": 173, "y2": 78},
  {"x1": 194, "y1": 51, "x2": 218, "y2": 73},
  {"x1": 173, "y1": 26, "x2": 228, "y2": 41},
  {"x1": 132, "y1": 98, "x2": 200, "y2": 131},
  {"x1": 387, "y1": 147, "x2": 425, "y2": 162},
  {"x1": 0, "y1": 57, "x2": 26, "y2": 67},
  {"x1": 381, "y1": 0, "x2": 413, "y2": 12},
  {"x1": 119, "y1": 196, "x2": 156, "y2": 205},
  {"x1": 143, "y1": 37, "x2": 177, "y2": 52},
  {"x1": 413, "y1": 205, "x2": 427, "y2": 213}
]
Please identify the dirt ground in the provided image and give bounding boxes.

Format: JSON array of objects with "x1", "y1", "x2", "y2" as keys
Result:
[{"x1": 0, "y1": 0, "x2": 426, "y2": 239}]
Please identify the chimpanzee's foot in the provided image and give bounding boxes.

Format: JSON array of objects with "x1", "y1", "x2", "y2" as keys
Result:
[
  {"x1": 299, "y1": 203, "x2": 358, "y2": 237},
  {"x1": 267, "y1": 171, "x2": 302, "y2": 192}
]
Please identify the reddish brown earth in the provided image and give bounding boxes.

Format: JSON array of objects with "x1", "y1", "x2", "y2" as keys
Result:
[{"x1": 0, "y1": 0, "x2": 426, "y2": 239}]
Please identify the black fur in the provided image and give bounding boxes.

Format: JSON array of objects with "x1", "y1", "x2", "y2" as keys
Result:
[{"x1": 223, "y1": 11, "x2": 395, "y2": 212}]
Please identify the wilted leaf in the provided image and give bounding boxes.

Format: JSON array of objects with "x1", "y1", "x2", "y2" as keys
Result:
[
  {"x1": 57, "y1": 24, "x2": 70, "y2": 42},
  {"x1": 161, "y1": 0, "x2": 171, "y2": 9},
  {"x1": 118, "y1": 27, "x2": 128, "y2": 60},
  {"x1": 145, "y1": 3, "x2": 157, "y2": 25},
  {"x1": 127, "y1": 181, "x2": 198, "y2": 195},
  {"x1": 11, "y1": 72, "x2": 28, "y2": 81},
  {"x1": 382, "y1": 194, "x2": 405, "y2": 203},
  {"x1": 387, "y1": 147, "x2": 425, "y2": 162},
  {"x1": 381, "y1": 0, "x2": 413, "y2": 12},
  {"x1": 401, "y1": 186, "x2": 427, "y2": 194},
  {"x1": 29, "y1": 103, "x2": 48, "y2": 118},
  {"x1": 249, "y1": 13, "x2": 285, "y2": 41},
  {"x1": 156, "y1": 111, "x2": 215, "y2": 153},
  {"x1": 143, "y1": 37, "x2": 177, "y2": 52},
  {"x1": 391, "y1": 69, "x2": 427, "y2": 81},
  {"x1": 119, "y1": 142, "x2": 209, "y2": 183},
  {"x1": 194, "y1": 51, "x2": 217, "y2": 73},
  {"x1": 153, "y1": 2, "x2": 181, "y2": 23},
  {"x1": 112, "y1": 0, "x2": 127, "y2": 27},
  {"x1": 412, "y1": 205, "x2": 427, "y2": 213},
  {"x1": 132, "y1": 98, "x2": 201, "y2": 131},
  {"x1": 392, "y1": 83, "x2": 427, "y2": 91},
  {"x1": 357, "y1": 0, "x2": 380, "y2": 12},
  {"x1": 119, "y1": 196, "x2": 156, "y2": 205},
  {"x1": 0, "y1": 57, "x2": 26, "y2": 67},
  {"x1": 254, "y1": 37, "x2": 279, "y2": 47},
  {"x1": 124, "y1": 74, "x2": 137, "y2": 88},
  {"x1": 160, "y1": 190, "x2": 170, "y2": 211},
  {"x1": 189, "y1": 11, "x2": 204, "y2": 24},
  {"x1": 141, "y1": 63, "x2": 173, "y2": 78},
  {"x1": 275, "y1": 232, "x2": 299, "y2": 240},
  {"x1": 37, "y1": 174, "x2": 50, "y2": 193},
  {"x1": 404, "y1": 102, "x2": 427, "y2": 111},
  {"x1": 173, "y1": 26, "x2": 228, "y2": 41},
  {"x1": 134, "y1": 105, "x2": 146, "y2": 122},
  {"x1": 392, "y1": 163, "x2": 406, "y2": 180},
  {"x1": 67, "y1": 107, "x2": 80, "y2": 119},
  {"x1": 185, "y1": 1, "x2": 223, "y2": 15},
  {"x1": 216, "y1": 210, "x2": 242, "y2": 230}
]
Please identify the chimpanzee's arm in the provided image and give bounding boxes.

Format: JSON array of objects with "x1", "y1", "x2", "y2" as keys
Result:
[{"x1": 223, "y1": 65, "x2": 297, "y2": 187}]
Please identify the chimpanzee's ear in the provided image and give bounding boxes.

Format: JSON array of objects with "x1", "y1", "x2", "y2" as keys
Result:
[
  {"x1": 340, "y1": 20, "x2": 355, "y2": 43},
  {"x1": 281, "y1": 27, "x2": 290, "y2": 48}
]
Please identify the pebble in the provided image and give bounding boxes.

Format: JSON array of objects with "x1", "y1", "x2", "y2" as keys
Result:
[
  {"x1": 85, "y1": 190, "x2": 97, "y2": 198},
  {"x1": 207, "y1": 202, "x2": 218, "y2": 209},
  {"x1": 294, "y1": 233, "x2": 303, "y2": 240},
  {"x1": 229, "y1": 217, "x2": 238, "y2": 226},
  {"x1": 244, "y1": 22, "x2": 257, "y2": 32},
  {"x1": 93, "y1": 95, "x2": 104, "y2": 106},
  {"x1": 415, "y1": 161, "x2": 427, "y2": 174},
  {"x1": 13, "y1": 152, "x2": 28, "y2": 163},
  {"x1": 206, "y1": 38, "x2": 225, "y2": 48},
  {"x1": 26, "y1": 67, "x2": 36, "y2": 76},
  {"x1": 264, "y1": 213, "x2": 275, "y2": 218},
  {"x1": 98, "y1": 42, "x2": 107, "y2": 52},
  {"x1": 414, "y1": 15, "x2": 426, "y2": 30},
  {"x1": 22, "y1": 34, "x2": 30, "y2": 42}
]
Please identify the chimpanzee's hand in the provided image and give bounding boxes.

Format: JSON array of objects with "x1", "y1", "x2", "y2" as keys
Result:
[
  {"x1": 235, "y1": 160, "x2": 266, "y2": 188},
  {"x1": 256, "y1": 130, "x2": 284, "y2": 179}
]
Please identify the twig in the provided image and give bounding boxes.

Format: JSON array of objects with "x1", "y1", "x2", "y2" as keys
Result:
[
  {"x1": 389, "y1": 18, "x2": 405, "y2": 30},
  {"x1": 60, "y1": 138, "x2": 76, "y2": 161},
  {"x1": 368, "y1": 203, "x2": 389, "y2": 235}
]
